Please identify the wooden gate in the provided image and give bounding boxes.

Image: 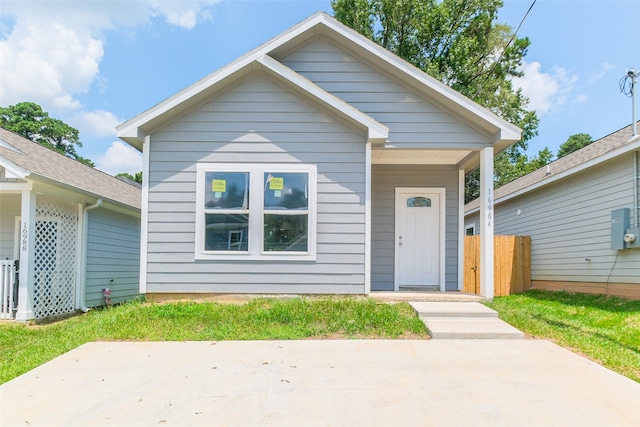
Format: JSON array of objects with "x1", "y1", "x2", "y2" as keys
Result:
[{"x1": 464, "y1": 235, "x2": 531, "y2": 296}]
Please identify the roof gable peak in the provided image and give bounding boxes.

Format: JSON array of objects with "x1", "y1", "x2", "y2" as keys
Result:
[{"x1": 118, "y1": 12, "x2": 519, "y2": 149}]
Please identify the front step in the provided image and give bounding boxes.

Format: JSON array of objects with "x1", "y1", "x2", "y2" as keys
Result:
[
  {"x1": 409, "y1": 302, "x2": 524, "y2": 340},
  {"x1": 410, "y1": 302, "x2": 498, "y2": 318}
]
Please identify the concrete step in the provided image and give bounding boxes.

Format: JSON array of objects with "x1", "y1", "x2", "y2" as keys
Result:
[
  {"x1": 420, "y1": 317, "x2": 525, "y2": 339},
  {"x1": 409, "y1": 302, "x2": 525, "y2": 339},
  {"x1": 372, "y1": 292, "x2": 485, "y2": 303},
  {"x1": 409, "y1": 302, "x2": 498, "y2": 318}
]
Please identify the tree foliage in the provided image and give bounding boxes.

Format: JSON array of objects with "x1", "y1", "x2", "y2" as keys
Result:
[
  {"x1": 116, "y1": 171, "x2": 143, "y2": 184},
  {"x1": 331, "y1": 0, "x2": 541, "y2": 201},
  {"x1": 0, "y1": 102, "x2": 94, "y2": 167},
  {"x1": 557, "y1": 133, "x2": 593, "y2": 158}
]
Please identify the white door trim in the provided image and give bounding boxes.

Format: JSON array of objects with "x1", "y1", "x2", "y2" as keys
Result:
[{"x1": 394, "y1": 187, "x2": 446, "y2": 292}]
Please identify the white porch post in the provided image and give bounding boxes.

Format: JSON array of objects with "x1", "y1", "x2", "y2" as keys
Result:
[
  {"x1": 479, "y1": 147, "x2": 494, "y2": 299},
  {"x1": 15, "y1": 189, "x2": 36, "y2": 321},
  {"x1": 364, "y1": 143, "x2": 372, "y2": 294}
]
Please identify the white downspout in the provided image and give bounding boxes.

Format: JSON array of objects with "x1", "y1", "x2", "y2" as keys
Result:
[{"x1": 79, "y1": 199, "x2": 102, "y2": 312}]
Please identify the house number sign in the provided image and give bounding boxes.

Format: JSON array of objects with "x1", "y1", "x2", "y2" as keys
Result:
[
  {"x1": 21, "y1": 222, "x2": 28, "y2": 252},
  {"x1": 487, "y1": 188, "x2": 493, "y2": 227}
]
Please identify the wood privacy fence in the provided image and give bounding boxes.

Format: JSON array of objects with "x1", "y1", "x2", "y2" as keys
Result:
[{"x1": 464, "y1": 235, "x2": 531, "y2": 296}]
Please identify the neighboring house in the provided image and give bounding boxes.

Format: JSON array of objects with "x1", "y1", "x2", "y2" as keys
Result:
[
  {"x1": 0, "y1": 128, "x2": 142, "y2": 321},
  {"x1": 117, "y1": 12, "x2": 521, "y2": 298},
  {"x1": 465, "y1": 123, "x2": 640, "y2": 299}
]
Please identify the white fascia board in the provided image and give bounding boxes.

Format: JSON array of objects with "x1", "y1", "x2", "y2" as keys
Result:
[
  {"x1": 465, "y1": 138, "x2": 640, "y2": 215},
  {"x1": 0, "y1": 156, "x2": 30, "y2": 179},
  {"x1": 26, "y1": 174, "x2": 140, "y2": 215},
  {"x1": 117, "y1": 12, "x2": 518, "y2": 150},
  {"x1": 317, "y1": 17, "x2": 522, "y2": 143},
  {"x1": 116, "y1": 13, "x2": 331, "y2": 149},
  {"x1": 0, "y1": 138, "x2": 23, "y2": 154},
  {"x1": 257, "y1": 55, "x2": 388, "y2": 144}
]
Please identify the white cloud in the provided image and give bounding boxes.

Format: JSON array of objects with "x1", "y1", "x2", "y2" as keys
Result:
[
  {"x1": 152, "y1": 1, "x2": 218, "y2": 30},
  {"x1": 0, "y1": 19, "x2": 103, "y2": 110},
  {"x1": 70, "y1": 110, "x2": 123, "y2": 138},
  {"x1": 511, "y1": 61, "x2": 579, "y2": 116},
  {"x1": 95, "y1": 141, "x2": 143, "y2": 176},
  {"x1": 0, "y1": 0, "x2": 220, "y2": 113}
]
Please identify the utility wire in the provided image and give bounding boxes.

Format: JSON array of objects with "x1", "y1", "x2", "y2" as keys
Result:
[
  {"x1": 472, "y1": 0, "x2": 537, "y2": 98},
  {"x1": 620, "y1": 71, "x2": 637, "y2": 98}
]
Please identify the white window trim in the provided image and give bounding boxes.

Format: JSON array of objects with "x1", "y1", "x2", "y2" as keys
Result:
[
  {"x1": 465, "y1": 224, "x2": 476, "y2": 236},
  {"x1": 195, "y1": 163, "x2": 317, "y2": 261}
]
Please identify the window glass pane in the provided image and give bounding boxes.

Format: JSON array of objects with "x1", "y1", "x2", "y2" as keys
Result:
[
  {"x1": 264, "y1": 214, "x2": 308, "y2": 252},
  {"x1": 205, "y1": 172, "x2": 249, "y2": 209},
  {"x1": 205, "y1": 214, "x2": 249, "y2": 251},
  {"x1": 264, "y1": 173, "x2": 308, "y2": 210},
  {"x1": 407, "y1": 197, "x2": 431, "y2": 207}
]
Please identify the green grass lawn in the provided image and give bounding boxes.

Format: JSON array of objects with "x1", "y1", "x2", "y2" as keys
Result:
[
  {"x1": 2, "y1": 291, "x2": 638, "y2": 386},
  {"x1": 485, "y1": 290, "x2": 640, "y2": 383},
  {"x1": 0, "y1": 297, "x2": 427, "y2": 384}
]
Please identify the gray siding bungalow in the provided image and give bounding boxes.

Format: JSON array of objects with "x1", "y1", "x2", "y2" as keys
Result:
[
  {"x1": 118, "y1": 12, "x2": 521, "y2": 298},
  {"x1": 465, "y1": 123, "x2": 640, "y2": 299},
  {"x1": 0, "y1": 128, "x2": 141, "y2": 321}
]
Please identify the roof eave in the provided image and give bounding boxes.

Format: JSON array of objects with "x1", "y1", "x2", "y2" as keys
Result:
[
  {"x1": 315, "y1": 15, "x2": 522, "y2": 141},
  {"x1": 29, "y1": 172, "x2": 141, "y2": 212},
  {"x1": 464, "y1": 132, "x2": 640, "y2": 215},
  {"x1": 116, "y1": 13, "x2": 331, "y2": 149},
  {"x1": 0, "y1": 155, "x2": 31, "y2": 179},
  {"x1": 118, "y1": 12, "x2": 518, "y2": 149}
]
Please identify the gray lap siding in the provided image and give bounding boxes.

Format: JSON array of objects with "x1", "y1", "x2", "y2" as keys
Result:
[
  {"x1": 86, "y1": 208, "x2": 141, "y2": 306},
  {"x1": 371, "y1": 165, "x2": 460, "y2": 291},
  {"x1": 145, "y1": 73, "x2": 367, "y2": 294}
]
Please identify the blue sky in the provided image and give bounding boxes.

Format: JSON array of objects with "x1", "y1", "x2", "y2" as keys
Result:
[{"x1": 1, "y1": 0, "x2": 638, "y2": 175}]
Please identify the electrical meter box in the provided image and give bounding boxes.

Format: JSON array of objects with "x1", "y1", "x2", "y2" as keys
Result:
[
  {"x1": 626, "y1": 227, "x2": 640, "y2": 249},
  {"x1": 611, "y1": 208, "x2": 630, "y2": 250}
]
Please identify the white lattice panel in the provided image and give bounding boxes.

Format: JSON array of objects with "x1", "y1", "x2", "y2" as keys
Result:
[{"x1": 32, "y1": 199, "x2": 78, "y2": 318}]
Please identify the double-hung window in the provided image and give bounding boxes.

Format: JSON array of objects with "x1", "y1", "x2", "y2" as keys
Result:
[{"x1": 196, "y1": 163, "x2": 317, "y2": 260}]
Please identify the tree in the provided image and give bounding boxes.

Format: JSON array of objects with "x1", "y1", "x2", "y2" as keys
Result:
[
  {"x1": 495, "y1": 146, "x2": 553, "y2": 186},
  {"x1": 0, "y1": 102, "x2": 94, "y2": 167},
  {"x1": 116, "y1": 171, "x2": 143, "y2": 184},
  {"x1": 557, "y1": 133, "x2": 593, "y2": 158},
  {"x1": 465, "y1": 147, "x2": 552, "y2": 201},
  {"x1": 331, "y1": 0, "x2": 540, "y2": 201}
]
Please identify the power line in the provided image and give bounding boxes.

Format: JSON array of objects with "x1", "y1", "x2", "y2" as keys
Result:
[
  {"x1": 472, "y1": 0, "x2": 537, "y2": 98},
  {"x1": 620, "y1": 68, "x2": 638, "y2": 98}
]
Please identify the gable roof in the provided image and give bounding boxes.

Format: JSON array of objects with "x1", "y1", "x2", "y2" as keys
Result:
[
  {"x1": 465, "y1": 122, "x2": 640, "y2": 213},
  {"x1": 0, "y1": 127, "x2": 141, "y2": 210},
  {"x1": 117, "y1": 12, "x2": 520, "y2": 151}
]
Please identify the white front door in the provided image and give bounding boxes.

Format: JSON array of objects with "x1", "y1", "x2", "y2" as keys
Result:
[{"x1": 394, "y1": 188, "x2": 445, "y2": 291}]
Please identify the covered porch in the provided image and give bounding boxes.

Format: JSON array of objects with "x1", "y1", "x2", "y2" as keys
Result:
[
  {"x1": 367, "y1": 145, "x2": 499, "y2": 298},
  {"x1": 1, "y1": 127, "x2": 142, "y2": 321},
  {"x1": 0, "y1": 186, "x2": 85, "y2": 321}
]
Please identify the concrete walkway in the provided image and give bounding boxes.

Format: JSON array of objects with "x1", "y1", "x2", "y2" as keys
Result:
[
  {"x1": 1, "y1": 340, "x2": 639, "y2": 426},
  {"x1": 411, "y1": 302, "x2": 525, "y2": 339}
]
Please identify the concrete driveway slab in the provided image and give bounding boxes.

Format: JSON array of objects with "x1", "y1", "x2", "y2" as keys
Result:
[{"x1": 1, "y1": 340, "x2": 639, "y2": 426}]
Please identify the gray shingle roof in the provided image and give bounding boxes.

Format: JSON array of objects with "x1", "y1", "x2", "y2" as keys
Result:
[
  {"x1": 465, "y1": 122, "x2": 640, "y2": 213},
  {"x1": 0, "y1": 127, "x2": 141, "y2": 210}
]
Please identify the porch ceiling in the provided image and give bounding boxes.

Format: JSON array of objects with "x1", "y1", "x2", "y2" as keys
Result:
[{"x1": 371, "y1": 148, "x2": 472, "y2": 166}]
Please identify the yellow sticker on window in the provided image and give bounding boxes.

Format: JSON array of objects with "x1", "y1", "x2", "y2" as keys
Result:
[
  {"x1": 212, "y1": 179, "x2": 226, "y2": 193},
  {"x1": 269, "y1": 177, "x2": 284, "y2": 190}
]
